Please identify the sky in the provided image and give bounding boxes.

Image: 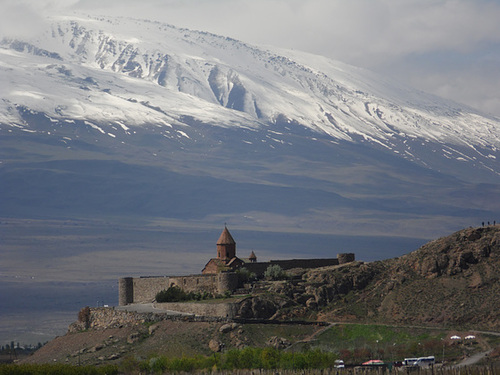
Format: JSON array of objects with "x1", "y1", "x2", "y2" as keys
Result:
[{"x1": 1, "y1": 0, "x2": 500, "y2": 118}]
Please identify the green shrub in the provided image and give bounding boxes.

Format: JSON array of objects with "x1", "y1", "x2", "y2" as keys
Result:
[
  {"x1": 155, "y1": 285, "x2": 190, "y2": 302},
  {"x1": 261, "y1": 347, "x2": 280, "y2": 369},
  {"x1": 0, "y1": 364, "x2": 118, "y2": 375},
  {"x1": 236, "y1": 268, "x2": 257, "y2": 285},
  {"x1": 264, "y1": 265, "x2": 286, "y2": 280},
  {"x1": 119, "y1": 355, "x2": 142, "y2": 373},
  {"x1": 213, "y1": 347, "x2": 336, "y2": 370},
  {"x1": 149, "y1": 356, "x2": 168, "y2": 373},
  {"x1": 155, "y1": 286, "x2": 215, "y2": 303}
]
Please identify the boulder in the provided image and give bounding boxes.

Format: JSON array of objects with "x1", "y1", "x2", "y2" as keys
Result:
[
  {"x1": 209, "y1": 339, "x2": 222, "y2": 352},
  {"x1": 219, "y1": 323, "x2": 238, "y2": 333},
  {"x1": 306, "y1": 298, "x2": 317, "y2": 310},
  {"x1": 148, "y1": 323, "x2": 160, "y2": 335},
  {"x1": 268, "y1": 336, "x2": 291, "y2": 349},
  {"x1": 236, "y1": 296, "x2": 278, "y2": 319},
  {"x1": 127, "y1": 332, "x2": 141, "y2": 344}
]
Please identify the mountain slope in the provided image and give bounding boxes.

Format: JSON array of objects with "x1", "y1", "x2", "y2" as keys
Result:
[
  {"x1": 298, "y1": 226, "x2": 500, "y2": 329},
  {"x1": 1, "y1": 14, "x2": 500, "y2": 238},
  {"x1": 2, "y1": 15, "x2": 500, "y2": 168}
]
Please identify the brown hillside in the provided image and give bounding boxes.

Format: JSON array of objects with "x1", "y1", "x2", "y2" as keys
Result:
[{"x1": 306, "y1": 226, "x2": 500, "y2": 328}]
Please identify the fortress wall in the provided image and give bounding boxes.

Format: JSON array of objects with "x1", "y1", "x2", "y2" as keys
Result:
[
  {"x1": 243, "y1": 258, "x2": 340, "y2": 276},
  {"x1": 217, "y1": 272, "x2": 238, "y2": 293},
  {"x1": 154, "y1": 301, "x2": 238, "y2": 318},
  {"x1": 337, "y1": 253, "x2": 355, "y2": 264},
  {"x1": 120, "y1": 276, "x2": 170, "y2": 305},
  {"x1": 119, "y1": 277, "x2": 134, "y2": 306},
  {"x1": 271, "y1": 258, "x2": 340, "y2": 270},
  {"x1": 119, "y1": 273, "x2": 238, "y2": 306},
  {"x1": 133, "y1": 277, "x2": 170, "y2": 303},
  {"x1": 241, "y1": 262, "x2": 270, "y2": 276},
  {"x1": 166, "y1": 273, "x2": 238, "y2": 294},
  {"x1": 69, "y1": 307, "x2": 231, "y2": 332},
  {"x1": 168, "y1": 274, "x2": 219, "y2": 294}
]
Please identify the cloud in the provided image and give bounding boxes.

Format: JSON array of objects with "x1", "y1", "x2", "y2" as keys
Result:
[
  {"x1": 10, "y1": 0, "x2": 500, "y2": 67},
  {"x1": 0, "y1": 2, "x2": 47, "y2": 39},
  {"x1": 397, "y1": 47, "x2": 500, "y2": 116}
]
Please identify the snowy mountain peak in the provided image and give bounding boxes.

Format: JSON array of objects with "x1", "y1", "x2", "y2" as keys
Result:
[{"x1": 1, "y1": 14, "x2": 499, "y2": 178}]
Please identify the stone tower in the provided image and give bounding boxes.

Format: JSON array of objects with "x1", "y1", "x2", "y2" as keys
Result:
[{"x1": 217, "y1": 226, "x2": 236, "y2": 260}]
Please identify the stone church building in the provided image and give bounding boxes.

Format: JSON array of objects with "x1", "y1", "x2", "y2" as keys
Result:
[{"x1": 202, "y1": 226, "x2": 256, "y2": 274}]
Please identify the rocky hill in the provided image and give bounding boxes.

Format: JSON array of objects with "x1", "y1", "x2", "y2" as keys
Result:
[{"x1": 273, "y1": 225, "x2": 500, "y2": 329}]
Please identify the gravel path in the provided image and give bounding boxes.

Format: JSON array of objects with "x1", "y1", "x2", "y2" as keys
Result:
[{"x1": 455, "y1": 350, "x2": 494, "y2": 367}]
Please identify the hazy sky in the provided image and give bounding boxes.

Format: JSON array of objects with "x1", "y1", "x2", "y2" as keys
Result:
[{"x1": 2, "y1": 0, "x2": 500, "y2": 117}]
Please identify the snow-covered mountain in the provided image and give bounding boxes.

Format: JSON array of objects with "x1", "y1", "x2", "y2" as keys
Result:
[{"x1": 1, "y1": 14, "x2": 499, "y2": 238}]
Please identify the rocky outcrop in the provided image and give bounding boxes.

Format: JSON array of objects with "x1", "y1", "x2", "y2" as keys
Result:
[
  {"x1": 402, "y1": 226, "x2": 498, "y2": 278},
  {"x1": 305, "y1": 262, "x2": 382, "y2": 306},
  {"x1": 219, "y1": 322, "x2": 239, "y2": 333},
  {"x1": 236, "y1": 296, "x2": 281, "y2": 319},
  {"x1": 209, "y1": 339, "x2": 223, "y2": 352},
  {"x1": 267, "y1": 336, "x2": 291, "y2": 349},
  {"x1": 304, "y1": 226, "x2": 500, "y2": 329}
]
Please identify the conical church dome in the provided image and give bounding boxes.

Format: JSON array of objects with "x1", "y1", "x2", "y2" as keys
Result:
[
  {"x1": 217, "y1": 226, "x2": 235, "y2": 245},
  {"x1": 217, "y1": 226, "x2": 236, "y2": 260}
]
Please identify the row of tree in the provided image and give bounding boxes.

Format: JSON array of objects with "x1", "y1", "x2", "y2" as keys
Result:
[{"x1": 0, "y1": 342, "x2": 44, "y2": 353}]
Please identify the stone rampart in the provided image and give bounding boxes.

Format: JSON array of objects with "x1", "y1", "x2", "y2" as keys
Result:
[
  {"x1": 243, "y1": 258, "x2": 340, "y2": 276},
  {"x1": 169, "y1": 274, "x2": 219, "y2": 294},
  {"x1": 133, "y1": 276, "x2": 170, "y2": 303},
  {"x1": 119, "y1": 277, "x2": 134, "y2": 306},
  {"x1": 118, "y1": 276, "x2": 170, "y2": 305},
  {"x1": 337, "y1": 253, "x2": 355, "y2": 264},
  {"x1": 217, "y1": 272, "x2": 239, "y2": 293},
  {"x1": 119, "y1": 273, "x2": 239, "y2": 306},
  {"x1": 271, "y1": 258, "x2": 340, "y2": 270},
  {"x1": 68, "y1": 307, "x2": 231, "y2": 332},
  {"x1": 154, "y1": 302, "x2": 238, "y2": 318}
]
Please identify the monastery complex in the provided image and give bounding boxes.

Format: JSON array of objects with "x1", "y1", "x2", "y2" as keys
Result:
[{"x1": 119, "y1": 227, "x2": 354, "y2": 306}]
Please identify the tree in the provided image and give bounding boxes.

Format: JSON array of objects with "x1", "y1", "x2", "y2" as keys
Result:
[
  {"x1": 236, "y1": 268, "x2": 256, "y2": 285},
  {"x1": 264, "y1": 265, "x2": 286, "y2": 280}
]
